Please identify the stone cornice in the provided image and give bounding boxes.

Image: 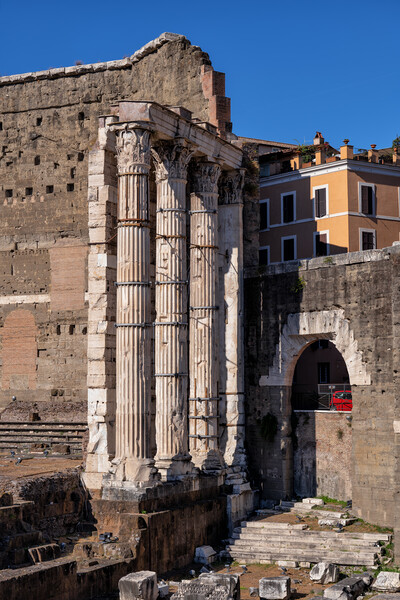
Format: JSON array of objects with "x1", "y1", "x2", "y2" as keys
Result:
[{"x1": 113, "y1": 102, "x2": 242, "y2": 170}]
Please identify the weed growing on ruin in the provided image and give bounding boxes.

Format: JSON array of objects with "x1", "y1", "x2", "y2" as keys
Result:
[
  {"x1": 323, "y1": 257, "x2": 333, "y2": 264},
  {"x1": 337, "y1": 428, "x2": 344, "y2": 440},
  {"x1": 291, "y1": 276, "x2": 306, "y2": 294},
  {"x1": 317, "y1": 495, "x2": 347, "y2": 508}
]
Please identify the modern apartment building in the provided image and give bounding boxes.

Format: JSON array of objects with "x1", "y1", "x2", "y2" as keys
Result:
[{"x1": 258, "y1": 133, "x2": 400, "y2": 264}]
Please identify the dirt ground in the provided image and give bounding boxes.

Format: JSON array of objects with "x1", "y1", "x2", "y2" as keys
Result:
[
  {"x1": 0, "y1": 454, "x2": 82, "y2": 486},
  {"x1": 166, "y1": 561, "x2": 370, "y2": 600},
  {"x1": 252, "y1": 511, "x2": 392, "y2": 535}
]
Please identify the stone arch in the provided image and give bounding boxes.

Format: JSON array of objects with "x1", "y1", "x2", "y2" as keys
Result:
[
  {"x1": 259, "y1": 309, "x2": 370, "y2": 388},
  {"x1": 1, "y1": 309, "x2": 38, "y2": 390}
]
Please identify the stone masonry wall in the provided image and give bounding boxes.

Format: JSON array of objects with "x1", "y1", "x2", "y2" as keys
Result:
[
  {"x1": 293, "y1": 411, "x2": 352, "y2": 501},
  {"x1": 244, "y1": 247, "x2": 400, "y2": 531},
  {"x1": 0, "y1": 34, "x2": 231, "y2": 418}
]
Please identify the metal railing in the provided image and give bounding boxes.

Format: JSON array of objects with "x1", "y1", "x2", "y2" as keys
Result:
[{"x1": 292, "y1": 384, "x2": 351, "y2": 411}]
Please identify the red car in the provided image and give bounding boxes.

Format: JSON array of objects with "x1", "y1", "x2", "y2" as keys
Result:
[{"x1": 330, "y1": 390, "x2": 352, "y2": 412}]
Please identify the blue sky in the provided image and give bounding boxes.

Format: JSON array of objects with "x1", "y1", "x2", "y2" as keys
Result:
[{"x1": 1, "y1": 0, "x2": 398, "y2": 150}]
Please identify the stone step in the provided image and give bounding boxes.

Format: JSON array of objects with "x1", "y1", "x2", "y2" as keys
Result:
[
  {"x1": 239, "y1": 522, "x2": 307, "y2": 530},
  {"x1": 227, "y1": 549, "x2": 376, "y2": 567},
  {"x1": 6, "y1": 531, "x2": 43, "y2": 550},
  {"x1": 231, "y1": 532, "x2": 383, "y2": 549},
  {"x1": 241, "y1": 522, "x2": 390, "y2": 542},
  {"x1": 229, "y1": 539, "x2": 381, "y2": 557},
  {"x1": 0, "y1": 421, "x2": 87, "y2": 429},
  {"x1": 0, "y1": 431, "x2": 84, "y2": 439},
  {"x1": 28, "y1": 543, "x2": 61, "y2": 564}
]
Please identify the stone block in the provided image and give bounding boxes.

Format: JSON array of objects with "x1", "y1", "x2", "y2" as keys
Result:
[
  {"x1": 259, "y1": 577, "x2": 291, "y2": 600},
  {"x1": 310, "y1": 563, "x2": 339, "y2": 584},
  {"x1": 194, "y1": 545, "x2": 217, "y2": 564},
  {"x1": 324, "y1": 577, "x2": 367, "y2": 600},
  {"x1": 158, "y1": 582, "x2": 169, "y2": 598},
  {"x1": 372, "y1": 573, "x2": 400, "y2": 592},
  {"x1": 303, "y1": 498, "x2": 324, "y2": 506},
  {"x1": 369, "y1": 595, "x2": 400, "y2": 600},
  {"x1": 172, "y1": 581, "x2": 230, "y2": 600},
  {"x1": 199, "y1": 573, "x2": 240, "y2": 600},
  {"x1": 118, "y1": 571, "x2": 158, "y2": 600}
]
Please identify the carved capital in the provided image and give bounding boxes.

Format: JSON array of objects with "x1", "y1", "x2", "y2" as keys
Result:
[
  {"x1": 114, "y1": 125, "x2": 151, "y2": 174},
  {"x1": 219, "y1": 169, "x2": 245, "y2": 205},
  {"x1": 151, "y1": 140, "x2": 194, "y2": 183},
  {"x1": 190, "y1": 161, "x2": 221, "y2": 195}
]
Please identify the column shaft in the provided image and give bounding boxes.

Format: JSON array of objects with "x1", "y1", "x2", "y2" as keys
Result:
[
  {"x1": 152, "y1": 141, "x2": 193, "y2": 480},
  {"x1": 189, "y1": 163, "x2": 222, "y2": 470},
  {"x1": 114, "y1": 125, "x2": 155, "y2": 483}
]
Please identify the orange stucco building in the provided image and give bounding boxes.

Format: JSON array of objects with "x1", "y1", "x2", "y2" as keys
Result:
[{"x1": 258, "y1": 133, "x2": 400, "y2": 264}]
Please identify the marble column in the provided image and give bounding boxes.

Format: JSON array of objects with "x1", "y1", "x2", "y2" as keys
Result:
[
  {"x1": 218, "y1": 170, "x2": 247, "y2": 480},
  {"x1": 189, "y1": 161, "x2": 223, "y2": 470},
  {"x1": 113, "y1": 123, "x2": 156, "y2": 484},
  {"x1": 151, "y1": 139, "x2": 194, "y2": 480}
]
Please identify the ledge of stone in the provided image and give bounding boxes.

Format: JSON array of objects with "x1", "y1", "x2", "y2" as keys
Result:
[
  {"x1": 244, "y1": 244, "x2": 400, "y2": 279},
  {"x1": 0, "y1": 33, "x2": 188, "y2": 86}
]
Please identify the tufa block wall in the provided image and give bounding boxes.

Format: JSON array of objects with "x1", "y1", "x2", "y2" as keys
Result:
[{"x1": 244, "y1": 247, "x2": 400, "y2": 536}]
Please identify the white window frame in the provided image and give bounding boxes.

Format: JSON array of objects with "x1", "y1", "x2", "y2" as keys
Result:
[
  {"x1": 358, "y1": 182, "x2": 376, "y2": 216},
  {"x1": 259, "y1": 245, "x2": 270, "y2": 265},
  {"x1": 398, "y1": 187, "x2": 400, "y2": 217},
  {"x1": 281, "y1": 191, "x2": 296, "y2": 224},
  {"x1": 312, "y1": 184, "x2": 329, "y2": 219},
  {"x1": 260, "y1": 198, "x2": 270, "y2": 231},
  {"x1": 313, "y1": 230, "x2": 330, "y2": 257},
  {"x1": 281, "y1": 235, "x2": 297, "y2": 262},
  {"x1": 359, "y1": 227, "x2": 376, "y2": 251}
]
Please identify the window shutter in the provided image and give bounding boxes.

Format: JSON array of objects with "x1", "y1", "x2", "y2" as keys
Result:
[
  {"x1": 260, "y1": 203, "x2": 268, "y2": 229},
  {"x1": 361, "y1": 186, "x2": 373, "y2": 214},
  {"x1": 283, "y1": 238, "x2": 295, "y2": 261},
  {"x1": 316, "y1": 188, "x2": 326, "y2": 217},
  {"x1": 362, "y1": 231, "x2": 374, "y2": 250},
  {"x1": 283, "y1": 194, "x2": 294, "y2": 222},
  {"x1": 316, "y1": 232, "x2": 328, "y2": 256},
  {"x1": 367, "y1": 186, "x2": 373, "y2": 214}
]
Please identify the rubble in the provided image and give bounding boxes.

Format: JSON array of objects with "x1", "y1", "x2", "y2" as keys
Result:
[
  {"x1": 118, "y1": 571, "x2": 158, "y2": 600},
  {"x1": 259, "y1": 576, "x2": 291, "y2": 600},
  {"x1": 310, "y1": 563, "x2": 339, "y2": 584}
]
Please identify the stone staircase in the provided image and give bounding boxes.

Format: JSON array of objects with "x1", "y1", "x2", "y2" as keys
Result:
[
  {"x1": 0, "y1": 421, "x2": 87, "y2": 455},
  {"x1": 227, "y1": 520, "x2": 391, "y2": 566},
  {"x1": 0, "y1": 499, "x2": 62, "y2": 568}
]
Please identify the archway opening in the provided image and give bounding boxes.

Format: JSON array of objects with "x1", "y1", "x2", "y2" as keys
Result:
[
  {"x1": 292, "y1": 340, "x2": 350, "y2": 410},
  {"x1": 291, "y1": 339, "x2": 352, "y2": 501}
]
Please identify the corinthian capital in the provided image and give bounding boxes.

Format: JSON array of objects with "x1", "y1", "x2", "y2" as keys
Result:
[
  {"x1": 151, "y1": 140, "x2": 194, "y2": 183},
  {"x1": 190, "y1": 161, "x2": 221, "y2": 195},
  {"x1": 219, "y1": 169, "x2": 245, "y2": 205},
  {"x1": 114, "y1": 124, "x2": 151, "y2": 174}
]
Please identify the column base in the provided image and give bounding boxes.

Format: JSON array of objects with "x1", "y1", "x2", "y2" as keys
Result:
[
  {"x1": 155, "y1": 454, "x2": 197, "y2": 482},
  {"x1": 191, "y1": 449, "x2": 225, "y2": 473},
  {"x1": 105, "y1": 457, "x2": 160, "y2": 487}
]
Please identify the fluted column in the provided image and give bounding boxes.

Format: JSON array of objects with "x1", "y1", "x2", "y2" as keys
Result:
[
  {"x1": 152, "y1": 139, "x2": 194, "y2": 480},
  {"x1": 113, "y1": 124, "x2": 157, "y2": 484},
  {"x1": 218, "y1": 169, "x2": 247, "y2": 480},
  {"x1": 189, "y1": 162, "x2": 223, "y2": 471}
]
